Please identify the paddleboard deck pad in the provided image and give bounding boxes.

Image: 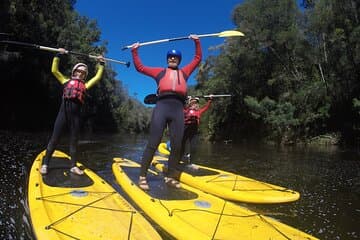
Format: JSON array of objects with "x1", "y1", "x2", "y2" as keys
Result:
[{"x1": 41, "y1": 156, "x2": 93, "y2": 187}]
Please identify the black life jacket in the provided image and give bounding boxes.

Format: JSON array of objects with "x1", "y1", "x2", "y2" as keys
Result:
[{"x1": 63, "y1": 78, "x2": 86, "y2": 104}]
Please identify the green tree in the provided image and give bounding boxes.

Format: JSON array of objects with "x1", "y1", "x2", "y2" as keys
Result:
[
  {"x1": 0, "y1": 0, "x2": 151, "y2": 133},
  {"x1": 194, "y1": 0, "x2": 337, "y2": 144},
  {"x1": 304, "y1": 0, "x2": 360, "y2": 143}
]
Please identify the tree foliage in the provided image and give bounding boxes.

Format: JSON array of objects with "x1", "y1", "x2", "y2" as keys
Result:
[
  {"x1": 1, "y1": 0, "x2": 359, "y2": 145},
  {"x1": 0, "y1": 0, "x2": 151, "y2": 133},
  {"x1": 193, "y1": 0, "x2": 359, "y2": 145}
]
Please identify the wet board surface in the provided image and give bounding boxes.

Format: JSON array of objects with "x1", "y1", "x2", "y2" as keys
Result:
[{"x1": 112, "y1": 157, "x2": 318, "y2": 240}]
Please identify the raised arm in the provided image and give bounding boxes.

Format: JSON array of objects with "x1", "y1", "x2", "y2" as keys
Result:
[
  {"x1": 181, "y1": 35, "x2": 202, "y2": 76},
  {"x1": 85, "y1": 56, "x2": 105, "y2": 89},
  {"x1": 51, "y1": 49, "x2": 68, "y2": 84},
  {"x1": 131, "y1": 43, "x2": 164, "y2": 78}
]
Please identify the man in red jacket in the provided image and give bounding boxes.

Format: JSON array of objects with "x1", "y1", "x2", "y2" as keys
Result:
[{"x1": 131, "y1": 35, "x2": 202, "y2": 190}]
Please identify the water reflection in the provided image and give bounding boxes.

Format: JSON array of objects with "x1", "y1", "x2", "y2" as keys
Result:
[{"x1": 0, "y1": 131, "x2": 359, "y2": 239}]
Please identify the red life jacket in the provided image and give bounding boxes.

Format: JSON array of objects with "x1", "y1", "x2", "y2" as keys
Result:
[
  {"x1": 157, "y1": 68, "x2": 187, "y2": 96},
  {"x1": 63, "y1": 78, "x2": 86, "y2": 104},
  {"x1": 184, "y1": 109, "x2": 200, "y2": 125}
]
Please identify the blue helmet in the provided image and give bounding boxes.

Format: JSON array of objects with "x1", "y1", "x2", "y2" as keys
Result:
[{"x1": 167, "y1": 49, "x2": 182, "y2": 62}]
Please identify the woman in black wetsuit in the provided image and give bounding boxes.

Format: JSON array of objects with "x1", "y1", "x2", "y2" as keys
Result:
[{"x1": 40, "y1": 48, "x2": 105, "y2": 175}]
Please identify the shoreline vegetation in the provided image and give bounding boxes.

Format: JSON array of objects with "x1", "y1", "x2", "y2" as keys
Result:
[{"x1": 1, "y1": 0, "x2": 359, "y2": 146}]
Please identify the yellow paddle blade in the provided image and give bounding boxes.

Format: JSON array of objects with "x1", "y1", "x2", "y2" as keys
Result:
[{"x1": 218, "y1": 30, "x2": 245, "y2": 37}]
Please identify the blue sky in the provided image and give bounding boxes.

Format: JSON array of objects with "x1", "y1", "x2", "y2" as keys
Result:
[{"x1": 74, "y1": 0, "x2": 243, "y2": 103}]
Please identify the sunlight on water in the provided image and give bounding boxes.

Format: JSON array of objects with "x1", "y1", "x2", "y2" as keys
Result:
[{"x1": 0, "y1": 131, "x2": 359, "y2": 240}]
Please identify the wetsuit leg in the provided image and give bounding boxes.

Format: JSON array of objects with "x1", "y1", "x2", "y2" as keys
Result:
[
  {"x1": 167, "y1": 101, "x2": 184, "y2": 177},
  {"x1": 188, "y1": 125, "x2": 199, "y2": 163},
  {"x1": 43, "y1": 101, "x2": 67, "y2": 165},
  {"x1": 180, "y1": 124, "x2": 192, "y2": 163},
  {"x1": 139, "y1": 103, "x2": 167, "y2": 177},
  {"x1": 68, "y1": 101, "x2": 81, "y2": 167}
]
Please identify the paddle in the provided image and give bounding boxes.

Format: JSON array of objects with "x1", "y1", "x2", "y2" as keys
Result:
[
  {"x1": 143, "y1": 94, "x2": 158, "y2": 104},
  {"x1": 0, "y1": 33, "x2": 12, "y2": 40},
  {"x1": 143, "y1": 94, "x2": 232, "y2": 105},
  {"x1": 122, "y1": 30, "x2": 244, "y2": 50},
  {"x1": 201, "y1": 94, "x2": 232, "y2": 99},
  {"x1": 0, "y1": 40, "x2": 131, "y2": 67}
]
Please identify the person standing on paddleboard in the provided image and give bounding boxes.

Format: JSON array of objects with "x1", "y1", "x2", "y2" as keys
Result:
[
  {"x1": 40, "y1": 48, "x2": 105, "y2": 175},
  {"x1": 180, "y1": 95, "x2": 213, "y2": 169},
  {"x1": 130, "y1": 34, "x2": 202, "y2": 190}
]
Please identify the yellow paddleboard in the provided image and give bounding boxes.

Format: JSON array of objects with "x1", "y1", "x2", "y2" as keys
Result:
[
  {"x1": 112, "y1": 157, "x2": 318, "y2": 240},
  {"x1": 156, "y1": 143, "x2": 300, "y2": 204},
  {"x1": 28, "y1": 150, "x2": 162, "y2": 240}
]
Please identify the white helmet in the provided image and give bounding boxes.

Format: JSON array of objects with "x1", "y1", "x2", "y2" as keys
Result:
[
  {"x1": 188, "y1": 96, "x2": 200, "y2": 104},
  {"x1": 72, "y1": 63, "x2": 88, "y2": 78}
]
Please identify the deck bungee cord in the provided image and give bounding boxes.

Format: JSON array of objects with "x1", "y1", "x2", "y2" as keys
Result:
[
  {"x1": 29, "y1": 150, "x2": 162, "y2": 240},
  {"x1": 205, "y1": 174, "x2": 296, "y2": 193},
  {"x1": 155, "y1": 197, "x2": 301, "y2": 240},
  {"x1": 37, "y1": 191, "x2": 137, "y2": 212},
  {"x1": 37, "y1": 191, "x2": 137, "y2": 239},
  {"x1": 112, "y1": 157, "x2": 317, "y2": 239}
]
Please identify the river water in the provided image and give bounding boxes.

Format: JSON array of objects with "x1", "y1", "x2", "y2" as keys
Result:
[{"x1": 0, "y1": 131, "x2": 359, "y2": 239}]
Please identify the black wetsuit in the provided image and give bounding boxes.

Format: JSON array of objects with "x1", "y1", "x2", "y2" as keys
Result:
[
  {"x1": 139, "y1": 97, "x2": 185, "y2": 177},
  {"x1": 42, "y1": 55, "x2": 104, "y2": 167},
  {"x1": 132, "y1": 39, "x2": 202, "y2": 178},
  {"x1": 42, "y1": 99, "x2": 81, "y2": 167}
]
